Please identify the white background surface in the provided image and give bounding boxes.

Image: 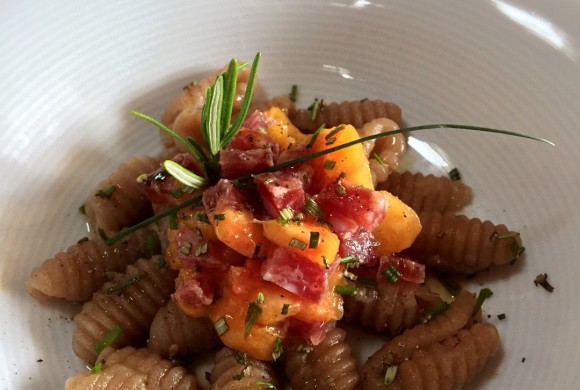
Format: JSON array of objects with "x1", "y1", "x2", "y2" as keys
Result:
[{"x1": 1, "y1": 0, "x2": 579, "y2": 388}]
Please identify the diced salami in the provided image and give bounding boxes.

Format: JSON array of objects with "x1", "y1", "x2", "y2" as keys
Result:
[
  {"x1": 338, "y1": 227, "x2": 380, "y2": 266},
  {"x1": 254, "y1": 166, "x2": 313, "y2": 218}
]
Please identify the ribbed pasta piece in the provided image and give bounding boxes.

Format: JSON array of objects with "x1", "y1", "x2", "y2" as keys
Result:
[
  {"x1": 406, "y1": 211, "x2": 523, "y2": 274},
  {"x1": 380, "y1": 323, "x2": 500, "y2": 390},
  {"x1": 289, "y1": 99, "x2": 402, "y2": 133},
  {"x1": 284, "y1": 327, "x2": 360, "y2": 390},
  {"x1": 72, "y1": 256, "x2": 176, "y2": 364},
  {"x1": 84, "y1": 155, "x2": 164, "y2": 240},
  {"x1": 148, "y1": 300, "x2": 222, "y2": 358},
  {"x1": 361, "y1": 290, "x2": 475, "y2": 388},
  {"x1": 209, "y1": 347, "x2": 280, "y2": 390},
  {"x1": 378, "y1": 171, "x2": 473, "y2": 213},
  {"x1": 161, "y1": 65, "x2": 254, "y2": 151},
  {"x1": 65, "y1": 346, "x2": 196, "y2": 390},
  {"x1": 250, "y1": 95, "x2": 296, "y2": 117},
  {"x1": 26, "y1": 227, "x2": 159, "y2": 302},
  {"x1": 342, "y1": 281, "x2": 442, "y2": 335}
]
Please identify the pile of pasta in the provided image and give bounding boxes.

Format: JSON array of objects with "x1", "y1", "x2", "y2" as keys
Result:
[{"x1": 26, "y1": 64, "x2": 523, "y2": 390}]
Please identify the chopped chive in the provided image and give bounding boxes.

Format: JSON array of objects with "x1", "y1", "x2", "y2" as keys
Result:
[
  {"x1": 322, "y1": 256, "x2": 330, "y2": 269},
  {"x1": 169, "y1": 211, "x2": 178, "y2": 230},
  {"x1": 308, "y1": 98, "x2": 321, "y2": 121},
  {"x1": 325, "y1": 125, "x2": 344, "y2": 145},
  {"x1": 252, "y1": 243, "x2": 262, "y2": 259},
  {"x1": 244, "y1": 302, "x2": 263, "y2": 337},
  {"x1": 289, "y1": 84, "x2": 298, "y2": 102},
  {"x1": 372, "y1": 152, "x2": 386, "y2": 166},
  {"x1": 214, "y1": 317, "x2": 229, "y2": 336},
  {"x1": 384, "y1": 365, "x2": 398, "y2": 385},
  {"x1": 94, "y1": 325, "x2": 123, "y2": 353},
  {"x1": 107, "y1": 272, "x2": 145, "y2": 294},
  {"x1": 170, "y1": 188, "x2": 184, "y2": 199},
  {"x1": 309, "y1": 231, "x2": 320, "y2": 248},
  {"x1": 257, "y1": 292, "x2": 265, "y2": 304},
  {"x1": 339, "y1": 255, "x2": 359, "y2": 265},
  {"x1": 234, "y1": 351, "x2": 247, "y2": 365},
  {"x1": 78, "y1": 204, "x2": 86, "y2": 215},
  {"x1": 233, "y1": 366, "x2": 251, "y2": 380},
  {"x1": 179, "y1": 241, "x2": 192, "y2": 255},
  {"x1": 271, "y1": 337, "x2": 283, "y2": 361},
  {"x1": 90, "y1": 361, "x2": 103, "y2": 374},
  {"x1": 95, "y1": 185, "x2": 117, "y2": 198},
  {"x1": 281, "y1": 303, "x2": 290, "y2": 315},
  {"x1": 449, "y1": 168, "x2": 461, "y2": 181},
  {"x1": 306, "y1": 123, "x2": 326, "y2": 148},
  {"x1": 145, "y1": 234, "x2": 161, "y2": 258},
  {"x1": 335, "y1": 182, "x2": 346, "y2": 196},
  {"x1": 255, "y1": 380, "x2": 277, "y2": 389},
  {"x1": 194, "y1": 242, "x2": 208, "y2": 256},
  {"x1": 334, "y1": 285, "x2": 358, "y2": 295},
  {"x1": 534, "y1": 273, "x2": 554, "y2": 292},
  {"x1": 472, "y1": 288, "x2": 494, "y2": 316},
  {"x1": 277, "y1": 207, "x2": 294, "y2": 225},
  {"x1": 422, "y1": 301, "x2": 449, "y2": 322},
  {"x1": 324, "y1": 160, "x2": 336, "y2": 170},
  {"x1": 194, "y1": 212, "x2": 210, "y2": 224},
  {"x1": 382, "y1": 264, "x2": 401, "y2": 284},
  {"x1": 498, "y1": 313, "x2": 507, "y2": 320},
  {"x1": 97, "y1": 227, "x2": 108, "y2": 241},
  {"x1": 214, "y1": 213, "x2": 225, "y2": 221},
  {"x1": 156, "y1": 257, "x2": 168, "y2": 269},
  {"x1": 288, "y1": 238, "x2": 307, "y2": 251},
  {"x1": 304, "y1": 198, "x2": 323, "y2": 220}
]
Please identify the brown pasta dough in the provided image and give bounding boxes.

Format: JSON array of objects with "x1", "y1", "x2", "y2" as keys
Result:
[
  {"x1": 65, "y1": 346, "x2": 196, "y2": 390},
  {"x1": 84, "y1": 155, "x2": 164, "y2": 240},
  {"x1": 342, "y1": 280, "x2": 443, "y2": 335},
  {"x1": 378, "y1": 171, "x2": 473, "y2": 214},
  {"x1": 406, "y1": 211, "x2": 523, "y2": 274},
  {"x1": 148, "y1": 300, "x2": 222, "y2": 358},
  {"x1": 26, "y1": 227, "x2": 159, "y2": 302},
  {"x1": 361, "y1": 290, "x2": 475, "y2": 388},
  {"x1": 289, "y1": 99, "x2": 402, "y2": 133},
  {"x1": 72, "y1": 256, "x2": 176, "y2": 364},
  {"x1": 284, "y1": 327, "x2": 360, "y2": 390},
  {"x1": 380, "y1": 323, "x2": 500, "y2": 390},
  {"x1": 209, "y1": 347, "x2": 280, "y2": 390},
  {"x1": 161, "y1": 66, "x2": 254, "y2": 151}
]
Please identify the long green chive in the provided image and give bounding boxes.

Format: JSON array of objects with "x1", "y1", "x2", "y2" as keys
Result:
[
  {"x1": 95, "y1": 185, "x2": 117, "y2": 198},
  {"x1": 214, "y1": 317, "x2": 229, "y2": 336},
  {"x1": 334, "y1": 285, "x2": 358, "y2": 296},
  {"x1": 289, "y1": 238, "x2": 307, "y2": 251},
  {"x1": 384, "y1": 365, "x2": 398, "y2": 385},
  {"x1": 94, "y1": 325, "x2": 123, "y2": 353},
  {"x1": 170, "y1": 188, "x2": 184, "y2": 199},
  {"x1": 106, "y1": 195, "x2": 202, "y2": 245},
  {"x1": 107, "y1": 272, "x2": 145, "y2": 294},
  {"x1": 472, "y1": 288, "x2": 494, "y2": 316},
  {"x1": 382, "y1": 265, "x2": 401, "y2": 284},
  {"x1": 309, "y1": 231, "x2": 320, "y2": 248},
  {"x1": 98, "y1": 227, "x2": 108, "y2": 241},
  {"x1": 306, "y1": 123, "x2": 326, "y2": 148},
  {"x1": 244, "y1": 302, "x2": 262, "y2": 337},
  {"x1": 289, "y1": 84, "x2": 298, "y2": 102}
]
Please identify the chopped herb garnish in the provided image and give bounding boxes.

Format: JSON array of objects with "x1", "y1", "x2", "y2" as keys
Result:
[
  {"x1": 289, "y1": 84, "x2": 298, "y2": 102},
  {"x1": 257, "y1": 292, "x2": 265, "y2": 304},
  {"x1": 498, "y1": 313, "x2": 507, "y2": 320},
  {"x1": 97, "y1": 227, "x2": 108, "y2": 241},
  {"x1": 214, "y1": 213, "x2": 226, "y2": 221},
  {"x1": 422, "y1": 301, "x2": 449, "y2": 322},
  {"x1": 372, "y1": 152, "x2": 386, "y2": 166},
  {"x1": 335, "y1": 181, "x2": 347, "y2": 196},
  {"x1": 343, "y1": 269, "x2": 358, "y2": 281},
  {"x1": 289, "y1": 238, "x2": 307, "y2": 251},
  {"x1": 252, "y1": 243, "x2": 262, "y2": 259},
  {"x1": 145, "y1": 234, "x2": 161, "y2": 258},
  {"x1": 244, "y1": 302, "x2": 263, "y2": 337},
  {"x1": 308, "y1": 98, "x2": 321, "y2": 121},
  {"x1": 179, "y1": 241, "x2": 192, "y2": 255},
  {"x1": 534, "y1": 273, "x2": 554, "y2": 292},
  {"x1": 170, "y1": 187, "x2": 184, "y2": 199},
  {"x1": 324, "y1": 160, "x2": 336, "y2": 170},
  {"x1": 322, "y1": 256, "x2": 330, "y2": 269},
  {"x1": 272, "y1": 337, "x2": 283, "y2": 361},
  {"x1": 233, "y1": 366, "x2": 251, "y2": 380},
  {"x1": 449, "y1": 167, "x2": 461, "y2": 181},
  {"x1": 156, "y1": 257, "x2": 167, "y2": 269},
  {"x1": 325, "y1": 125, "x2": 345, "y2": 145},
  {"x1": 255, "y1": 380, "x2": 277, "y2": 389},
  {"x1": 334, "y1": 285, "x2": 358, "y2": 296},
  {"x1": 309, "y1": 231, "x2": 320, "y2": 248},
  {"x1": 169, "y1": 211, "x2": 178, "y2": 230},
  {"x1": 472, "y1": 288, "x2": 494, "y2": 316},
  {"x1": 306, "y1": 123, "x2": 325, "y2": 148},
  {"x1": 95, "y1": 185, "x2": 117, "y2": 198},
  {"x1": 304, "y1": 197, "x2": 323, "y2": 220},
  {"x1": 234, "y1": 351, "x2": 247, "y2": 365},
  {"x1": 281, "y1": 303, "x2": 290, "y2": 315},
  {"x1": 214, "y1": 317, "x2": 229, "y2": 336},
  {"x1": 78, "y1": 204, "x2": 86, "y2": 215},
  {"x1": 277, "y1": 207, "x2": 294, "y2": 225},
  {"x1": 194, "y1": 242, "x2": 208, "y2": 256},
  {"x1": 94, "y1": 325, "x2": 123, "y2": 353},
  {"x1": 382, "y1": 264, "x2": 401, "y2": 284},
  {"x1": 339, "y1": 255, "x2": 359, "y2": 265},
  {"x1": 384, "y1": 365, "x2": 398, "y2": 385},
  {"x1": 107, "y1": 272, "x2": 145, "y2": 294},
  {"x1": 90, "y1": 361, "x2": 103, "y2": 374},
  {"x1": 194, "y1": 212, "x2": 210, "y2": 224}
]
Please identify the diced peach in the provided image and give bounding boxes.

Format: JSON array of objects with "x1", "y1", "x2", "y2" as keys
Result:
[
  {"x1": 373, "y1": 191, "x2": 422, "y2": 254},
  {"x1": 262, "y1": 219, "x2": 339, "y2": 266},
  {"x1": 307, "y1": 124, "x2": 373, "y2": 193},
  {"x1": 264, "y1": 107, "x2": 308, "y2": 150}
]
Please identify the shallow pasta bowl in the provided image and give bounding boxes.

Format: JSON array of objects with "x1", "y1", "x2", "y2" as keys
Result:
[{"x1": 1, "y1": 0, "x2": 579, "y2": 388}]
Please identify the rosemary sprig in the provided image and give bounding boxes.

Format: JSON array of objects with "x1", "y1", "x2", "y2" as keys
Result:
[{"x1": 162, "y1": 160, "x2": 207, "y2": 189}]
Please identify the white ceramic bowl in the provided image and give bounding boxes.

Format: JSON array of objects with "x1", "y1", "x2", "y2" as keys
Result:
[{"x1": 1, "y1": 0, "x2": 579, "y2": 388}]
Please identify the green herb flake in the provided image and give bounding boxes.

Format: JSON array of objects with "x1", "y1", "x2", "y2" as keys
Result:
[
  {"x1": 304, "y1": 198, "x2": 323, "y2": 220},
  {"x1": 322, "y1": 256, "x2": 330, "y2": 270},
  {"x1": 244, "y1": 302, "x2": 263, "y2": 337},
  {"x1": 339, "y1": 255, "x2": 359, "y2": 266},
  {"x1": 95, "y1": 185, "x2": 117, "y2": 198},
  {"x1": 234, "y1": 351, "x2": 247, "y2": 365},
  {"x1": 90, "y1": 361, "x2": 103, "y2": 375},
  {"x1": 233, "y1": 366, "x2": 251, "y2": 380},
  {"x1": 170, "y1": 188, "x2": 184, "y2": 199},
  {"x1": 422, "y1": 301, "x2": 449, "y2": 322},
  {"x1": 272, "y1": 337, "x2": 284, "y2": 361},
  {"x1": 194, "y1": 242, "x2": 208, "y2": 256},
  {"x1": 324, "y1": 125, "x2": 344, "y2": 145},
  {"x1": 324, "y1": 160, "x2": 336, "y2": 170},
  {"x1": 194, "y1": 212, "x2": 210, "y2": 224},
  {"x1": 156, "y1": 257, "x2": 168, "y2": 269},
  {"x1": 145, "y1": 234, "x2": 161, "y2": 258},
  {"x1": 449, "y1": 168, "x2": 461, "y2": 181},
  {"x1": 255, "y1": 380, "x2": 277, "y2": 389},
  {"x1": 107, "y1": 272, "x2": 145, "y2": 294},
  {"x1": 289, "y1": 84, "x2": 298, "y2": 102},
  {"x1": 534, "y1": 273, "x2": 554, "y2": 292},
  {"x1": 277, "y1": 207, "x2": 294, "y2": 225},
  {"x1": 335, "y1": 182, "x2": 347, "y2": 196},
  {"x1": 334, "y1": 285, "x2": 358, "y2": 296},
  {"x1": 288, "y1": 238, "x2": 307, "y2": 251},
  {"x1": 309, "y1": 231, "x2": 320, "y2": 248},
  {"x1": 382, "y1": 265, "x2": 401, "y2": 284},
  {"x1": 94, "y1": 325, "x2": 123, "y2": 353},
  {"x1": 384, "y1": 365, "x2": 398, "y2": 385},
  {"x1": 372, "y1": 152, "x2": 386, "y2": 167},
  {"x1": 472, "y1": 287, "x2": 494, "y2": 316},
  {"x1": 214, "y1": 317, "x2": 229, "y2": 336},
  {"x1": 308, "y1": 98, "x2": 321, "y2": 121},
  {"x1": 179, "y1": 241, "x2": 192, "y2": 255},
  {"x1": 98, "y1": 227, "x2": 109, "y2": 241},
  {"x1": 214, "y1": 213, "x2": 226, "y2": 221},
  {"x1": 257, "y1": 292, "x2": 265, "y2": 304},
  {"x1": 281, "y1": 303, "x2": 290, "y2": 315},
  {"x1": 306, "y1": 123, "x2": 326, "y2": 148}
]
